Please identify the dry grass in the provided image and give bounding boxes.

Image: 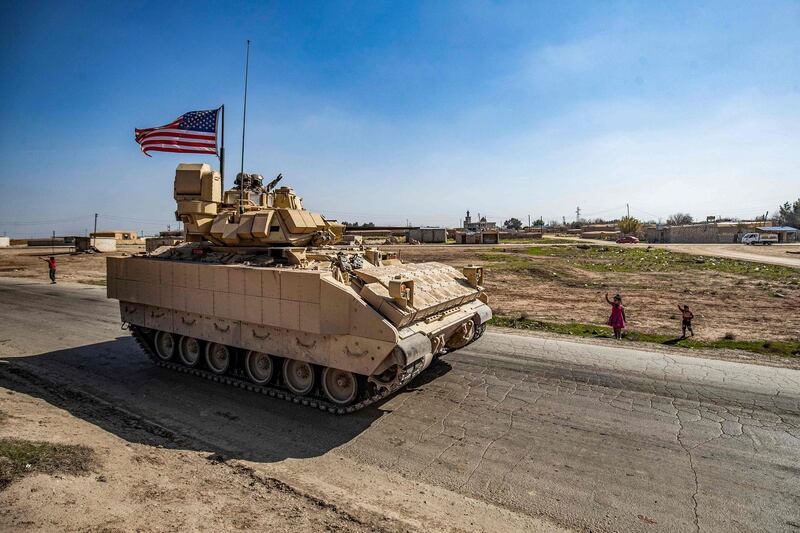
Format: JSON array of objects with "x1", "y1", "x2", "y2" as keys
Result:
[{"x1": 0, "y1": 438, "x2": 94, "y2": 490}]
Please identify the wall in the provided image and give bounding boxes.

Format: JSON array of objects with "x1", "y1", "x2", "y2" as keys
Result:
[
  {"x1": 146, "y1": 237, "x2": 182, "y2": 252},
  {"x1": 76, "y1": 237, "x2": 117, "y2": 252},
  {"x1": 649, "y1": 224, "x2": 753, "y2": 243},
  {"x1": 407, "y1": 228, "x2": 446, "y2": 243}
]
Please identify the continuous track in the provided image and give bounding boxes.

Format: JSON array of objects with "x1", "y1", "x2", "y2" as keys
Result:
[{"x1": 129, "y1": 326, "x2": 427, "y2": 414}]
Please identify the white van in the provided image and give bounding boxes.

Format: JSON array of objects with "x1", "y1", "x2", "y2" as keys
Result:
[{"x1": 741, "y1": 233, "x2": 778, "y2": 245}]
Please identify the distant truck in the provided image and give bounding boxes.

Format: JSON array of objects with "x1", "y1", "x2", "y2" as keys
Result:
[{"x1": 741, "y1": 233, "x2": 778, "y2": 245}]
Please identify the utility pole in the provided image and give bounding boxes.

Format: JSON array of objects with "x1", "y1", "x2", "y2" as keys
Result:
[
  {"x1": 626, "y1": 204, "x2": 630, "y2": 218},
  {"x1": 93, "y1": 213, "x2": 98, "y2": 248},
  {"x1": 576, "y1": 206, "x2": 581, "y2": 223},
  {"x1": 562, "y1": 215, "x2": 566, "y2": 226},
  {"x1": 51, "y1": 230, "x2": 55, "y2": 255},
  {"x1": 528, "y1": 214, "x2": 531, "y2": 228}
]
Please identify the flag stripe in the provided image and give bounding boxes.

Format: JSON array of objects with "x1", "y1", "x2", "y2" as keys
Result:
[
  {"x1": 140, "y1": 139, "x2": 217, "y2": 149},
  {"x1": 138, "y1": 132, "x2": 217, "y2": 142},
  {"x1": 135, "y1": 121, "x2": 180, "y2": 136},
  {"x1": 136, "y1": 131, "x2": 216, "y2": 143},
  {"x1": 135, "y1": 109, "x2": 218, "y2": 157},
  {"x1": 143, "y1": 146, "x2": 218, "y2": 154},
  {"x1": 138, "y1": 128, "x2": 216, "y2": 139}
]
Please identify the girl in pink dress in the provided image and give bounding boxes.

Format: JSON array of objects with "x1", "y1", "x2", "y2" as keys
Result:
[{"x1": 605, "y1": 293, "x2": 626, "y2": 339}]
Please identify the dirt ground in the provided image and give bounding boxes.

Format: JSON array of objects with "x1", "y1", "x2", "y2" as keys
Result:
[
  {"x1": 0, "y1": 384, "x2": 410, "y2": 532},
  {"x1": 393, "y1": 243, "x2": 800, "y2": 343},
  {"x1": 0, "y1": 246, "x2": 129, "y2": 285},
  {"x1": 1, "y1": 242, "x2": 798, "y2": 343}
]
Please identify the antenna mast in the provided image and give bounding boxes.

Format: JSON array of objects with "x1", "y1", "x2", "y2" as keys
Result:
[{"x1": 239, "y1": 39, "x2": 251, "y2": 214}]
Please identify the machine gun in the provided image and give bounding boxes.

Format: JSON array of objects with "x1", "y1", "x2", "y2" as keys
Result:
[{"x1": 265, "y1": 173, "x2": 283, "y2": 192}]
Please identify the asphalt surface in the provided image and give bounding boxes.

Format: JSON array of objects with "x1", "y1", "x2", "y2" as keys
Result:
[{"x1": 0, "y1": 277, "x2": 798, "y2": 532}]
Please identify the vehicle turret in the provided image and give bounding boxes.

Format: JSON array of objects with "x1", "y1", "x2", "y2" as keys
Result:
[{"x1": 174, "y1": 163, "x2": 343, "y2": 247}]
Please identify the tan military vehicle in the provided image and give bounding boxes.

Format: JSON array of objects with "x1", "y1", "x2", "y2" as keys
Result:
[{"x1": 107, "y1": 163, "x2": 491, "y2": 413}]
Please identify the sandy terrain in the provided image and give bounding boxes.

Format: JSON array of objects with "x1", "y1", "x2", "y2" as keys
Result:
[
  {"x1": 0, "y1": 387, "x2": 408, "y2": 533},
  {"x1": 0, "y1": 245, "x2": 136, "y2": 285}
]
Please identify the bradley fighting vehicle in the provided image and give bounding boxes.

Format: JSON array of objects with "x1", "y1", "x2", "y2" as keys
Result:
[{"x1": 107, "y1": 163, "x2": 491, "y2": 413}]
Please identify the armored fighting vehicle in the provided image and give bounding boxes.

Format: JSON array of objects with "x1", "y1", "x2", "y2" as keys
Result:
[{"x1": 107, "y1": 163, "x2": 491, "y2": 412}]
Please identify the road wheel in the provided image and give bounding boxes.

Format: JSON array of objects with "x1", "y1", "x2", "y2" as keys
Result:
[
  {"x1": 205, "y1": 342, "x2": 231, "y2": 374},
  {"x1": 283, "y1": 359, "x2": 315, "y2": 396},
  {"x1": 178, "y1": 337, "x2": 202, "y2": 367},
  {"x1": 446, "y1": 320, "x2": 475, "y2": 350},
  {"x1": 154, "y1": 331, "x2": 176, "y2": 361},
  {"x1": 473, "y1": 320, "x2": 486, "y2": 341},
  {"x1": 244, "y1": 351, "x2": 274, "y2": 385},
  {"x1": 321, "y1": 367, "x2": 358, "y2": 405}
]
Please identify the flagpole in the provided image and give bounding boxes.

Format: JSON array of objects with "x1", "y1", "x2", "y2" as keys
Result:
[
  {"x1": 239, "y1": 39, "x2": 251, "y2": 214},
  {"x1": 219, "y1": 104, "x2": 225, "y2": 191}
]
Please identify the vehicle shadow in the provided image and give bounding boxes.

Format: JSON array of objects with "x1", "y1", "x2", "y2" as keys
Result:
[{"x1": 0, "y1": 335, "x2": 447, "y2": 464}]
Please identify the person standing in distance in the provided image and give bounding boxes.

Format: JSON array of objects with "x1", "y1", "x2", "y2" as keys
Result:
[
  {"x1": 605, "y1": 293, "x2": 626, "y2": 339},
  {"x1": 678, "y1": 304, "x2": 694, "y2": 338},
  {"x1": 42, "y1": 256, "x2": 57, "y2": 284}
]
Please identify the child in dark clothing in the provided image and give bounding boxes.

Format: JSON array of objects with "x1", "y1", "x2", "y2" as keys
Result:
[{"x1": 678, "y1": 304, "x2": 694, "y2": 338}]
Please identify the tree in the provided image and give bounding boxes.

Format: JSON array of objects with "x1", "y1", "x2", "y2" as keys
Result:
[
  {"x1": 619, "y1": 216, "x2": 641, "y2": 236},
  {"x1": 340, "y1": 221, "x2": 375, "y2": 228},
  {"x1": 777, "y1": 199, "x2": 800, "y2": 227},
  {"x1": 503, "y1": 217, "x2": 523, "y2": 230},
  {"x1": 667, "y1": 212, "x2": 693, "y2": 226},
  {"x1": 532, "y1": 217, "x2": 544, "y2": 226}
]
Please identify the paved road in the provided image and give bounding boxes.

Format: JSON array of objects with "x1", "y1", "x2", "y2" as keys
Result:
[{"x1": 0, "y1": 278, "x2": 798, "y2": 532}]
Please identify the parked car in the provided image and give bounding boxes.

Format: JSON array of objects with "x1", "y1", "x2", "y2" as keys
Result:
[
  {"x1": 741, "y1": 233, "x2": 778, "y2": 245},
  {"x1": 616, "y1": 235, "x2": 640, "y2": 244}
]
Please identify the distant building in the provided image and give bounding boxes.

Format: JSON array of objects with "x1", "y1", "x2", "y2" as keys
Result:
[
  {"x1": 463, "y1": 211, "x2": 497, "y2": 232},
  {"x1": 645, "y1": 221, "x2": 763, "y2": 244},
  {"x1": 454, "y1": 229, "x2": 500, "y2": 244},
  {"x1": 581, "y1": 230, "x2": 621, "y2": 240},
  {"x1": 91, "y1": 230, "x2": 143, "y2": 244},
  {"x1": 407, "y1": 227, "x2": 447, "y2": 243},
  {"x1": 757, "y1": 226, "x2": 798, "y2": 243},
  {"x1": 76, "y1": 236, "x2": 117, "y2": 252},
  {"x1": 27, "y1": 236, "x2": 76, "y2": 247},
  {"x1": 579, "y1": 223, "x2": 621, "y2": 240}
]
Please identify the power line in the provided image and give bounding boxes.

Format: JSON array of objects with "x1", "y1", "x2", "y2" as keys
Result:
[{"x1": 0, "y1": 215, "x2": 93, "y2": 226}]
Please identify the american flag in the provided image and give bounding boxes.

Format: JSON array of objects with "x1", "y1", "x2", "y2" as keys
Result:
[{"x1": 135, "y1": 109, "x2": 219, "y2": 156}]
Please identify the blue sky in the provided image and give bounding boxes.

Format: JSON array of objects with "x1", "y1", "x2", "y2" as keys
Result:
[{"x1": 1, "y1": 1, "x2": 798, "y2": 236}]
